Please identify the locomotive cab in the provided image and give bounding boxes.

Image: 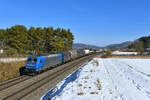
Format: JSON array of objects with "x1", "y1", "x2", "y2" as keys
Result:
[{"x1": 25, "y1": 56, "x2": 45, "y2": 74}]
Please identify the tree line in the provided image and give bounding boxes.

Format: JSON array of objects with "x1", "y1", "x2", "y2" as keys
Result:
[
  {"x1": 0, "y1": 25, "x2": 74, "y2": 56},
  {"x1": 128, "y1": 36, "x2": 150, "y2": 55}
]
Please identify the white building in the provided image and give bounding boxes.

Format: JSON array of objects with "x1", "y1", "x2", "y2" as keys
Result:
[{"x1": 0, "y1": 49, "x2": 4, "y2": 54}]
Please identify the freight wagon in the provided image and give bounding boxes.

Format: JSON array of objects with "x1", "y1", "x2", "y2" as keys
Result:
[
  {"x1": 69, "y1": 50, "x2": 77, "y2": 60},
  {"x1": 77, "y1": 49, "x2": 86, "y2": 58},
  {"x1": 84, "y1": 49, "x2": 90, "y2": 55},
  {"x1": 62, "y1": 51, "x2": 71, "y2": 63}
]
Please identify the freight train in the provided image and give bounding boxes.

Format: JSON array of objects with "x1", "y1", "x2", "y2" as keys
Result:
[{"x1": 19, "y1": 49, "x2": 94, "y2": 75}]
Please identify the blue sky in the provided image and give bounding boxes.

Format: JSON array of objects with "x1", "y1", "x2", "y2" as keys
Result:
[{"x1": 0, "y1": 0, "x2": 150, "y2": 46}]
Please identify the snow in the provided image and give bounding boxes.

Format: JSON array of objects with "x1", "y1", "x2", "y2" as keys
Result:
[
  {"x1": 115, "y1": 59, "x2": 150, "y2": 75},
  {"x1": 112, "y1": 51, "x2": 137, "y2": 55},
  {"x1": 41, "y1": 58, "x2": 150, "y2": 100}
]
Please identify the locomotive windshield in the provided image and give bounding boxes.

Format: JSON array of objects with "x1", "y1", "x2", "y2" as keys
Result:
[{"x1": 27, "y1": 58, "x2": 37, "y2": 63}]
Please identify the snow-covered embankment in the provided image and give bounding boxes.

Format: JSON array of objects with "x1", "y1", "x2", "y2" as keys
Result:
[{"x1": 41, "y1": 58, "x2": 150, "y2": 100}]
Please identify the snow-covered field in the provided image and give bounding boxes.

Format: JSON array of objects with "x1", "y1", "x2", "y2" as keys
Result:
[
  {"x1": 116, "y1": 59, "x2": 150, "y2": 75},
  {"x1": 112, "y1": 51, "x2": 137, "y2": 55},
  {"x1": 41, "y1": 58, "x2": 150, "y2": 100}
]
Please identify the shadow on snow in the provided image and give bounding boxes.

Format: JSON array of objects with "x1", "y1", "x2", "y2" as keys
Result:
[{"x1": 42, "y1": 63, "x2": 87, "y2": 100}]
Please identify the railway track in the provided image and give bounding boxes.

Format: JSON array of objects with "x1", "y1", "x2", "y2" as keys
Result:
[
  {"x1": 0, "y1": 76, "x2": 31, "y2": 91},
  {"x1": 0, "y1": 53, "x2": 99, "y2": 100}
]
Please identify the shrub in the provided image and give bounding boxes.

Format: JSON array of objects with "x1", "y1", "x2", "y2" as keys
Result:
[
  {"x1": 77, "y1": 92, "x2": 84, "y2": 95},
  {"x1": 106, "y1": 49, "x2": 112, "y2": 56},
  {"x1": 101, "y1": 50, "x2": 112, "y2": 58}
]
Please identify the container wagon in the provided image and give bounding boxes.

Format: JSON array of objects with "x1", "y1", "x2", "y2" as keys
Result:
[
  {"x1": 62, "y1": 51, "x2": 71, "y2": 63},
  {"x1": 70, "y1": 50, "x2": 78, "y2": 60},
  {"x1": 77, "y1": 49, "x2": 85, "y2": 58},
  {"x1": 84, "y1": 49, "x2": 90, "y2": 55}
]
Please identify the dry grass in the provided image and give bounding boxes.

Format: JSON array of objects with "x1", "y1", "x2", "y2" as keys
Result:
[
  {"x1": 95, "y1": 61, "x2": 99, "y2": 66},
  {"x1": 101, "y1": 55, "x2": 109, "y2": 58},
  {"x1": 90, "y1": 91, "x2": 98, "y2": 94},
  {"x1": 0, "y1": 61, "x2": 26, "y2": 82},
  {"x1": 128, "y1": 65, "x2": 134, "y2": 69},
  {"x1": 77, "y1": 92, "x2": 84, "y2": 95},
  {"x1": 85, "y1": 76, "x2": 89, "y2": 79},
  {"x1": 96, "y1": 79, "x2": 101, "y2": 90},
  {"x1": 78, "y1": 84, "x2": 82, "y2": 87},
  {"x1": 90, "y1": 69, "x2": 95, "y2": 72},
  {"x1": 91, "y1": 60, "x2": 99, "y2": 66},
  {"x1": 84, "y1": 81, "x2": 87, "y2": 83}
]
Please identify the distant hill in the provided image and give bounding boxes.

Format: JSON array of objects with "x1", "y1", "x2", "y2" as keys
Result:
[
  {"x1": 128, "y1": 35, "x2": 150, "y2": 49},
  {"x1": 105, "y1": 41, "x2": 133, "y2": 50},
  {"x1": 74, "y1": 35, "x2": 150, "y2": 50},
  {"x1": 73, "y1": 42, "x2": 132, "y2": 50},
  {"x1": 73, "y1": 43, "x2": 102, "y2": 50}
]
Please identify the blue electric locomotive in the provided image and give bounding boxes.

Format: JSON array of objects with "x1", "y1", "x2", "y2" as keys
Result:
[
  {"x1": 19, "y1": 51, "x2": 72, "y2": 75},
  {"x1": 19, "y1": 53, "x2": 63, "y2": 75}
]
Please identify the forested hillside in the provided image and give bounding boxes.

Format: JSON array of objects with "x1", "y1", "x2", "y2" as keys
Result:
[
  {"x1": 0, "y1": 25, "x2": 74, "y2": 56},
  {"x1": 128, "y1": 35, "x2": 150, "y2": 54}
]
